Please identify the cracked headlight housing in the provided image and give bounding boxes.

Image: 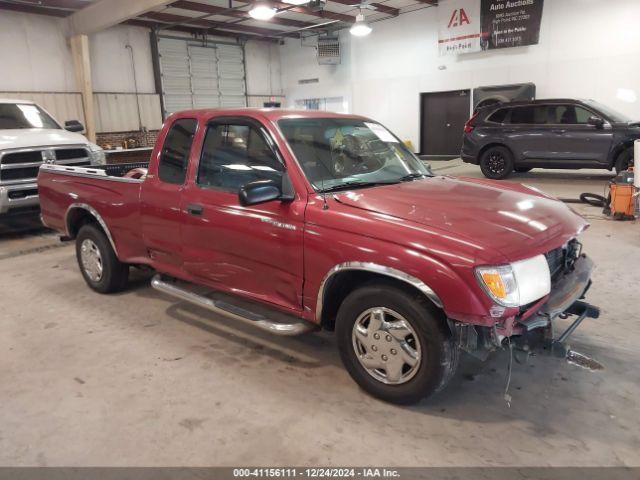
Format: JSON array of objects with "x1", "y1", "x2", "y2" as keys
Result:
[
  {"x1": 475, "y1": 254, "x2": 551, "y2": 307},
  {"x1": 87, "y1": 143, "x2": 106, "y2": 165}
]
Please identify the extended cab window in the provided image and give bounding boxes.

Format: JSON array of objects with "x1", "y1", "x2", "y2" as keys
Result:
[
  {"x1": 197, "y1": 123, "x2": 283, "y2": 192},
  {"x1": 509, "y1": 106, "x2": 548, "y2": 124},
  {"x1": 549, "y1": 105, "x2": 593, "y2": 124},
  {"x1": 158, "y1": 118, "x2": 198, "y2": 185}
]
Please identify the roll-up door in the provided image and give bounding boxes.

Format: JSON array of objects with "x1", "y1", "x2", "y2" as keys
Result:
[
  {"x1": 156, "y1": 37, "x2": 246, "y2": 116},
  {"x1": 217, "y1": 44, "x2": 247, "y2": 108}
]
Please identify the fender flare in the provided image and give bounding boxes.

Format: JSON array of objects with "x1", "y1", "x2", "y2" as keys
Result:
[
  {"x1": 65, "y1": 203, "x2": 119, "y2": 256},
  {"x1": 315, "y1": 262, "x2": 443, "y2": 322}
]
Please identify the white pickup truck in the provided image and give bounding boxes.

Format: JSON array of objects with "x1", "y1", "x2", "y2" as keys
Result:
[{"x1": 0, "y1": 98, "x2": 105, "y2": 215}]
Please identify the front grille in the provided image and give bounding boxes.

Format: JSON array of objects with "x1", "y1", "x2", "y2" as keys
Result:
[
  {"x1": 1, "y1": 151, "x2": 42, "y2": 165},
  {"x1": 55, "y1": 148, "x2": 88, "y2": 160},
  {"x1": 545, "y1": 246, "x2": 565, "y2": 279},
  {"x1": 2, "y1": 167, "x2": 40, "y2": 181},
  {"x1": 1, "y1": 147, "x2": 90, "y2": 182}
]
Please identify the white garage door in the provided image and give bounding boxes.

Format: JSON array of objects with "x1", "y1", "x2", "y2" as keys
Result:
[{"x1": 157, "y1": 37, "x2": 246, "y2": 116}]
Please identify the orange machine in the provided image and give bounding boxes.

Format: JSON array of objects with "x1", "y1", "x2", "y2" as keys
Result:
[{"x1": 607, "y1": 168, "x2": 636, "y2": 220}]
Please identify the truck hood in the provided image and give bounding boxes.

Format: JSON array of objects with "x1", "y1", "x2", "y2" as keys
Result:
[
  {"x1": 333, "y1": 176, "x2": 588, "y2": 261},
  {"x1": 0, "y1": 128, "x2": 91, "y2": 150}
]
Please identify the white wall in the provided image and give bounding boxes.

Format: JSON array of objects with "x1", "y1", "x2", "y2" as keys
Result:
[
  {"x1": 280, "y1": 0, "x2": 640, "y2": 149},
  {"x1": 0, "y1": 11, "x2": 155, "y2": 94},
  {"x1": 245, "y1": 40, "x2": 283, "y2": 96}
]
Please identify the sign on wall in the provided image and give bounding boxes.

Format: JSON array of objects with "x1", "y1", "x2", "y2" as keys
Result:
[
  {"x1": 438, "y1": 0, "x2": 482, "y2": 56},
  {"x1": 438, "y1": 0, "x2": 544, "y2": 56}
]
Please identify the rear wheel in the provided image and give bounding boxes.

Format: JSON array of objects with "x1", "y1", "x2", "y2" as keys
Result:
[
  {"x1": 480, "y1": 146, "x2": 514, "y2": 179},
  {"x1": 76, "y1": 224, "x2": 129, "y2": 294},
  {"x1": 336, "y1": 282, "x2": 459, "y2": 405},
  {"x1": 615, "y1": 148, "x2": 634, "y2": 173}
]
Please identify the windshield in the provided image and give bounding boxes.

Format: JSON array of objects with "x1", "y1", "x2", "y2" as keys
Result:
[
  {"x1": 0, "y1": 103, "x2": 60, "y2": 130},
  {"x1": 583, "y1": 100, "x2": 633, "y2": 123},
  {"x1": 278, "y1": 117, "x2": 430, "y2": 191}
]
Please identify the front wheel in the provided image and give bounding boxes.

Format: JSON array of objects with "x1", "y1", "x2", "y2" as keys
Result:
[
  {"x1": 336, "y1": 283, "x2": 459, "y2": 405},
  {"x1": 479, "y1": 146, "x2": 514, "y2": 179},
  {"x1": 76, "y1": 224, "x2": 129, "y2": 294}
]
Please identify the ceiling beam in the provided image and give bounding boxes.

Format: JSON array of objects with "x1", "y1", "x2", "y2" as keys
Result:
[
  {"x1": 67, "y1": 0, "x2": 175, "y2": 35},
  {"x1": 329, "y1": 0, "x2": 399, "y2": 17},
  {"x1": 170, "y1": 0, "x2": 315, "y2": 29},
  {"x1": 143, "y1": 10, "x2": 297, "y2": 38},
  {"x1": 232, "y1": 0, "x2": 355, "y2": 23},
  {"x1": 0, "y1": 1, "x2": 71, "y2": 17}
]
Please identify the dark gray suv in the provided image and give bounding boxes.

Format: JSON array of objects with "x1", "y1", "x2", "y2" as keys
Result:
[{"x1": 461, "y1": 99, "x2": 638, "y2": 179}]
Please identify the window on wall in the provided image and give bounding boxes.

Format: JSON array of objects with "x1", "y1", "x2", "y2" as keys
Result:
[
  {"x1": 158, "y1": 118, "x2": 198, "y2": 184},
  {"x1": 197, "y1": 123, "x2": 283, "y2": 192}
]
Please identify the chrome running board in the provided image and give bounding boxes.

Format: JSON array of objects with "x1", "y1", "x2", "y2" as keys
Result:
[{"x1": 151, "y1": 275, "x2": 316, "y2": 336}]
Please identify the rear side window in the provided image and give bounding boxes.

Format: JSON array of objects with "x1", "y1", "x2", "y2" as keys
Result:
[
  {"x1": 158, "y1": 118, "x2": 198, "y2": 184},
  {"x1": 197, "y1": 123, "x2": 283, "y2": 192},
  {"x1": 487, "y1": 108, "x2": 509, "y2": 123},
  {"x1": 510, "y1": 106, "x2": 548, "y2": 125},
  {"x1": 549, "y1": 105, "x2": 593, "y2": 124}
]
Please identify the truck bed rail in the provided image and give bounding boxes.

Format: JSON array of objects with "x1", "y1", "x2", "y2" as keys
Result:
[{"x1": 39, "y1": 162, "x2": 149, "y2": 183}]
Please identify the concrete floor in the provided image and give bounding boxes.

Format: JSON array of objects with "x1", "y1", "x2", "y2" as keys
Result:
[{"x1": 1, "y1": 162, "x2": 639, "y2": 467}]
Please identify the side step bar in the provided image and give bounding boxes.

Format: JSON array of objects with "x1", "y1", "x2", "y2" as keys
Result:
[{"x1": 151, "y1": 275, "x2": 316, "y2": 336}]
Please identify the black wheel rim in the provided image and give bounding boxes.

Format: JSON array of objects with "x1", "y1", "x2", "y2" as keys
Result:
[{"x1": 487, "y1": 152, "x2": 506, "y2": 175}]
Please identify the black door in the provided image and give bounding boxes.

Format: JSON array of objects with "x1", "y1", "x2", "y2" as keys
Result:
[{"x1": 420, "y1": 90, "x2": 470, "y2": 157}]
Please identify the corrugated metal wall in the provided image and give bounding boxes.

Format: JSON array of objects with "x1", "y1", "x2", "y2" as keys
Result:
[{"x1": 0, "y1": 91, "x2": 162, "y2": 132}]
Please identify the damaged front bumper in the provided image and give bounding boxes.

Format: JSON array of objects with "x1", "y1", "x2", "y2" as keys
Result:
[{"x1": 456, "y1": 254, "x2": 600, "y2": 363}]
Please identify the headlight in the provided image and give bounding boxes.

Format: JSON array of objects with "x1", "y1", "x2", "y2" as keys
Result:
[
  {"x1": 87, "y1": 143, "x2": 106, "y2": 165},
  {"x1": 475, "y1": 254, "x2": 551, "y2": 307}
]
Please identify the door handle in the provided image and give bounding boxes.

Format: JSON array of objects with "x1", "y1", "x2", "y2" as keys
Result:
[{"x1": 186, "y1": 203, "x2": 204, "y2": 216}]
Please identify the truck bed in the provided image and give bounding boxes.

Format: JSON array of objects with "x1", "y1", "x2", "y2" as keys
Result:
[{"x1": 38, "y1": 162, "x2": 150, "y2": 262}]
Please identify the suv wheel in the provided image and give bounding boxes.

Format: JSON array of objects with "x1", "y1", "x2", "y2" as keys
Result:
[
  {"x1": 615, "y1": 148, "x2": 634, "y2": 173},
  {"x1": 336, "y1": 282, "x2": 459, "y2": 405},
  {"x1": 76, "y1": 224, "x2": 129, "y2": 293},
  {"x1": 480, "y1": 146, "x2": 514, "y2": 179}
]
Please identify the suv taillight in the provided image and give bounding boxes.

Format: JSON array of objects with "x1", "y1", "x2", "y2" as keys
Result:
[{"x1": 464, "y1": 113, "x2": 478, "y2": 133}]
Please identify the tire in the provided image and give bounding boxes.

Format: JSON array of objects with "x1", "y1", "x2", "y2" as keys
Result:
[
  {"x1": 515, "y1": 167, "x2": 532, "y2": 173},
  {"x1": 615, "y1": 148, "x2": 634, "y2": 173},
  {"x1": 479, "y1": 146, "x2": 514, "y2": 179},
  {"x1": 76, "y1": 224, "x2": 129, "y2": 294},
  {"x1": 335, "y1": 282, "x2": 459, "y2": 405}
]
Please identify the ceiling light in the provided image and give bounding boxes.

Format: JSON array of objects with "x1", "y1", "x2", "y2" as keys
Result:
[
  {"x1": 282, "y1": 0, "x2": 310, "y2": 4},
  {"x1": 350, "y1": 13, "x2": 372, "y2": 36},
  {"x1": 249, "y1": 1, "x2": 277, "y2": 20}
]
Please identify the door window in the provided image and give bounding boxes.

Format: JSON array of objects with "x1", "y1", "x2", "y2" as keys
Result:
[
  {"x1": 549, "y1": 105, "x2": 594, "y2": 124},
  {"x1": 509, "y1": 106, "x2": 548, "y2": 124},
  {"x1": 158, "y1": 118, "x2": 198, "y2": 184},
  {"x1": 197, "y1": 123, "x2": 283, "y2": 192}
]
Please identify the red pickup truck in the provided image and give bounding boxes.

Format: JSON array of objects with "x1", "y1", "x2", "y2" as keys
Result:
[{"x1": 38, "y1": 108, "x2": 599, "y2": 404}]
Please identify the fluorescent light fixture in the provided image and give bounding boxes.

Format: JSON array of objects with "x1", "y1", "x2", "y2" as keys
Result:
[
  {"x1": 282, "y1": 0, "x2": 310, "y2": 4},
  {"x1": 350, "y1": 13, "x2": 372, "y2": 36},
  {"x1": 249, "y1": 1, "x2": 277, "y2": 20}
]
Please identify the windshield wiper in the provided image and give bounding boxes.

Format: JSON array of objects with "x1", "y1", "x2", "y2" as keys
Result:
[
  {"x1": 398, "y1": 172, "x2": 428, "y2": 182},
  {"x1": 318, "y1": 180, "x2": 399, "y2": 193}
]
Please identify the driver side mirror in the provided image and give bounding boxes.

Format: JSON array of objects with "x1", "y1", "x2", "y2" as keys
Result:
[
  {"x1": 239, "y1": 175, "x2": 295, "y2": 206},
  {"x1": 64, "y1": 120, "x2": 85, "y2": 132},
  {"x1": 587, "y1": 116, "x2": 605, "y2": 129}
]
